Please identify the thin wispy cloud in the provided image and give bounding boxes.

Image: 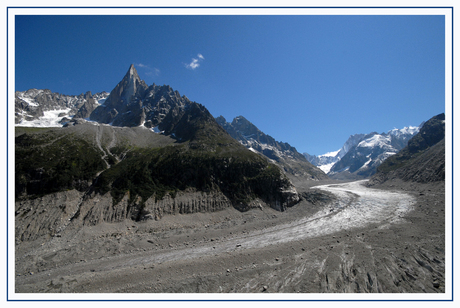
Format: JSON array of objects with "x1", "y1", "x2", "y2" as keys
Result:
[
  {"x1": 135, "y1": 63, "x2": 160, "y2": 77},
  {"x1": 185, "y1": 54, "x2": 205, "y2": 70}
]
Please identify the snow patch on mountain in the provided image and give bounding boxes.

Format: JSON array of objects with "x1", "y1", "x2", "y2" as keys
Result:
[
  {"x1": 16, "y1": 93, "x2": 39, "y2": 107},
  {"x1": 319, "y1": 150, "x2": 340, "y2": 158},
  {"x1": 15, "y1": 89, "x2": 110, "y2": 126},
  {"x1": 16, "y1": 108, "x2": 71, "y2": 127},
  {"x1": 388, "y1": 126, "x2": 419, "y2": 137},
  {"x1": 357, "y1": 134, "x2": 392, "y2": 148},
  {"x1": 318, "y1": 162, "x2": 336, "y2": 174}
]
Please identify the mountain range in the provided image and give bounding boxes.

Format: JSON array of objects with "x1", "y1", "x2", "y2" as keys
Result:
[
  {"x1": 15, "y1": 64, "x2": 428, "y2": 185},
  {"x1": 15, "y1": 65, "x2": 303, "y2": 240},
  {"x1": 303, "y1": 125, "x2": 421, "y2": 180},
  {"x1": 13, "y1": 63, "x2": 447, "y2": 251}
]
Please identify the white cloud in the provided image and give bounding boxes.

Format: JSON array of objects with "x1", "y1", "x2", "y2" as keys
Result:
[{"x1": 185, "y1": 54, "x2": 205, "y2": 70}]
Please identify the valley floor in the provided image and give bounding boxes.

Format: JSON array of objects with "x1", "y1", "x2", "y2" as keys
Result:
[{"x1": 14, "y1": 178, "x2": 446, "y2": 297}]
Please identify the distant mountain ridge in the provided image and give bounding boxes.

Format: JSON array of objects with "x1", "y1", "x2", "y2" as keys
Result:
[
  {"x1": 304, "y1": 125, "x2": 421, "y2": 179},
  {"x1": 216, "y1": 115, "x2": 328, "y2": 180}
]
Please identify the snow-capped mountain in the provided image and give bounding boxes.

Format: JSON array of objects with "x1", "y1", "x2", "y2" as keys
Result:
[
  {"x1": 304, "y1": 126, "x2": 420, "y2": 179},
  {"x1": 328, "y1": 126, "x2": 420, "y2": 179},
  {"x1": 303, "y1": 133, "x2": 365, "y2": 173},
  {"x1": 15, "y1": 65, "x2": 194, "y2": 131},
  {"x1": 369, "y1": 114, "x2": 444, "y2": 185},
  {"x1": 216, "y1": 115, "x2": 328, "y2": 180},
  {"x1": 15, "y1": 89, "x2": 109, "y2": 126}
]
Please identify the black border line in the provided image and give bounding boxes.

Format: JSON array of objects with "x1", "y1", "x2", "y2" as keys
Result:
[{"x1": 6, "y1": 6, "x2": 454, "y2": 302}]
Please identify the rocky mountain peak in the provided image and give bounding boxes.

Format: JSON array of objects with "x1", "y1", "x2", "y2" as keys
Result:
[
  {"x1": 88, "y1": 65, "x2": 148, "y2": 125},
  {"x1": 231, "y1": 116, "x2": 260, "y2": 138},
  {"x1": 114, "y1": 64, "x2": 147, "y2": 105}
]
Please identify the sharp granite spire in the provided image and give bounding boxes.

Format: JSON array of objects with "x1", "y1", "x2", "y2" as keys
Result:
[
  {"x1": 89, "y1": 64, "x2": 148, "y2": 125},
  {"x1": 110, "y1": 64, "x2": 147, "y2": 106}
]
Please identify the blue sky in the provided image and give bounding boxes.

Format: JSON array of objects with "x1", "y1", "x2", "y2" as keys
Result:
[{"x1": 14, "y1": 13, "x2": 446, "y2": 155}]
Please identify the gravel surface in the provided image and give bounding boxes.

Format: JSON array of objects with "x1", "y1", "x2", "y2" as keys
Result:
[{"x1": 14, "y1": 178, "x2": 446, "y2": 297}]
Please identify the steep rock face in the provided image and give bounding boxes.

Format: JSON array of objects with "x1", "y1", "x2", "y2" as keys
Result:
[
  {"x1": 73, "y1": 92, "x2": 103, "y2": 120},
  {"x1": 15, "y1": 189, "x2": 84, "y2": 242},
  {"x1": 14, "y1": 188, "x2": 232, "y2": 242},
  {"x1": 336, "y1": 133, "x2": 367, "y2": 159},
  {"x1": 216, "y1": 115, "x2": 327, "y2": 180},
  {"x1": 369, "y1": 113, "x2": 445, "y2": 185},
  {"x1": 15, "y1": 182, "x2": 297, "y2": 243},
  {"x1": 90, "y1": 64, "x2": 149, "y2": 125},
  {"x1": 78, "y1": 189, "x2": 234, "y2": 226}
]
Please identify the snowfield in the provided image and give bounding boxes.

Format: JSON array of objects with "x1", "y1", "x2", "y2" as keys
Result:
[
  {"x1": 16, "y1": 108, "x2": 71, "y2": 127},
  {"x1": 318, "y1": 162, "x2": 336, "y2": 173},
  {"x1": 357, "y1": 134, "x2": 392, "y2": 148}
]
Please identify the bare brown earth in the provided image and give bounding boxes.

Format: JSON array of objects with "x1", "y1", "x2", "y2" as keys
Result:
[{"x1": 15, "y1": 177, "x2": 446, "y2": 295}]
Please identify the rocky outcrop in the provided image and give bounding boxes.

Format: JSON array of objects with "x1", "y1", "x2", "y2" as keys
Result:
[
  {"x1": 15, "y1": 177, "x2": 300, "y2": 242},
  {"x1": 89, "y1": 65, "x2": 149, "y2": 125},
  {"x1": 73, "y1": 91, "x2": 100, "y2": 119}
]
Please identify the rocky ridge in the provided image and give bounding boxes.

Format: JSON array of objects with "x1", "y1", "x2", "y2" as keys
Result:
[
  {"x1": 15, "y1": 89, "x2": 109, "y2": 125},
  {"x1": 216, "y1": 115, "x2": 327, "y2": 180}
]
